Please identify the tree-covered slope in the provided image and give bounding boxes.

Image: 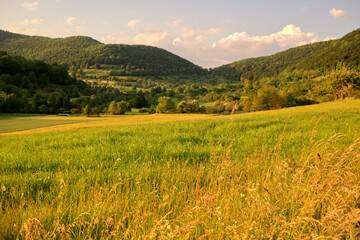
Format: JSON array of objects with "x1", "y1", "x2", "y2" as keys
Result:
[
  {"x1": 0, "y1": 50, "x2": 88, "y2": 113},
  {"x1": 0, "y1": 30, "x2": 204, "y2": 75},
  {"x1": 295, "y1": 29, "x2": 360, "y2": 70},
  {"x1": 212, "y1": 28, "x2": 360, "y2": 82}
]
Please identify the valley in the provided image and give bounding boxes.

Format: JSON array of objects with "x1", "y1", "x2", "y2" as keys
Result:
[{"x1": 0, "y1": 18, "x2": 359, "y2": 239}]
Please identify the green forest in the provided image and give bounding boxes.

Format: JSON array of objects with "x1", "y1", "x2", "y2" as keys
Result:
[
  {"x1": 212, "y1": 29, "x2": 360, "y2": 81},
  {"x1": 0, "y1": 28, "x2": 360, "y2": 115},
  {"x1": 0, "y1": 30, "x2": 206, "y2": 76}
]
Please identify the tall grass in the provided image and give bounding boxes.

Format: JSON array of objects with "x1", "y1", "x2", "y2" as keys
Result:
[{"x1": 0, "y1": 100, "x2": 359, "y2": 239}]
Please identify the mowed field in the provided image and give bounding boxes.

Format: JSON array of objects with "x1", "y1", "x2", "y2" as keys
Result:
[
  {"x1": 0, "y1": 114, "x2": 220, "y2": 135},
  {"x1": 0, "y1": 115, "x2": 92, "y2": 134},
  {"x1": 0, "y1": 100, "x2": 360, "y2": 239}
]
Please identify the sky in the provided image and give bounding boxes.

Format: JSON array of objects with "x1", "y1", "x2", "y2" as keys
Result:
[{"x1": 0, "y1": 0, "x2": 359, "y2": 68}]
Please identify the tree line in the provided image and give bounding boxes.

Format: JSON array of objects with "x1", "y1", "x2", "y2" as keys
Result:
[{"x1": 1, "y1": 40, "x2": 359, "y2": 116}]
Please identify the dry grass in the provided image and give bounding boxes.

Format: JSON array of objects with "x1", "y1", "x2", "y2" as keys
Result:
[
  {"x1": 0, "y1": 100, "x2": 359, "y2": 239},
  {"x1": 7, "y1": 135, "x2": 360, "y2": 239}
]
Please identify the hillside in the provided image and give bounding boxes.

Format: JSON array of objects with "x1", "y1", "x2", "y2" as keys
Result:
[
  {"x1": 0, "y1": 30, "x2": 205, "y2": 75},
  {"x1": 212, "y1": 28, "x2": 360, "y2": 82},
  {"x1": 0, "y1": 50, "x2": 94, "y2": 113},
  {"x1": 295, "y1": 28, "x2": 360, "y2": 70},
  {"x1": 1, "y1": 28, "x2": 359, "y2": 115}
]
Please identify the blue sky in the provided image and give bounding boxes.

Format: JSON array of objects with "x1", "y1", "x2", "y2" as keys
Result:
[{"x1": 0, "y1": 0, "x2": 359, "y2": 67}]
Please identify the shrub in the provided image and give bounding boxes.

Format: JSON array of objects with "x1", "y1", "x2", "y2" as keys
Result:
[
  {"x1": 70, "y1": 108, "x2": 81, "y2": 114},
  {"x1": 139, "y1": 108, "x2": 148, "y2": 113},
  {"x1": 156, "y1": 97, "x2": 175, "y2": 113},
  {"x1": 206, "y1": 101, "x2": 225, "y2": 114},
  {"x1": 39, "y1": 105, "x2": 48, "y2": 113},
  {"x1": 91, "y1": 106, "x2": 101, "y2": 117},
  {"x1": 57, "y1": 108, "x2": 66, "y2": 114}
]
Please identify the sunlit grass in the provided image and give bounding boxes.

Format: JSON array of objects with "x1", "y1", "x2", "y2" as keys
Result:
[
  {"x1": 0, "y1": 100, "x2": 359, "y2": 239},
  {"x1": 0, "y1": 115, "x2": 93, "y2": 134},
  {"x1": 0, "y1": 114, "x2": 221, "y2": 135}
]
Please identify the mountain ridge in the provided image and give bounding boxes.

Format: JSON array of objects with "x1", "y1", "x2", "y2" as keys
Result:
[
  {"x1": 212, "y1": 28, "x2": 360, "y2": 82},
  {"x1": 0, "y1": 29, "x2": 204, "y2": 75},
  {"x1": 1, "y1": 28, "x2": 359, "y2": 81}
]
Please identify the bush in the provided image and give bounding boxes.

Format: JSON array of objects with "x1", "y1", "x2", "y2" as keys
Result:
[
  {"x1": 206, "y1": 101, "x2": 225, "y2": 114},
  {"x1": 57, "y1": 108, "x2": 66, "y2": 114},
  {"x1": 83, "y1": 105, "x2": 91, "y2": 116},
  {"x1": 148, "y1": 106, "x2": 156, "y2": 114},
  {"x1": 83, "y1": 105, "x2": 101, "y2": 117},
  {"x1": 177, "y1": 101, "x2": 187, "y2": 113},
  {"x1": 139, "y1": 108, "x2": 148, "y2": 113},
  {"x1": 39, "y1": 105, "x2": 48, "y2": 113},
  {"x1": 70, "y1": 108, "x2": 81, "y2": 114},
  {"x1": 91, "y1": 106, "x2": 101, "y2": 117},
  {"x1": 108, "y1": 100, "x2": 129, "y2": 115},
  {"x1": 47, "y1": 107, "x2": 56, "y2": 114},
  {"x1": 156, "y1": 97, "x2": 175, "y2": 113},
  {"x1": 225, "y1": 101, "x2": 238, "y2": 113},
  {"x1": 177, "y1": 100, "x2": 201, "y2": 113}
]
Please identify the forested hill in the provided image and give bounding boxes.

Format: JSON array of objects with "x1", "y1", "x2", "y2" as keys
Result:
[
  {"x1": 0, "y1": 30, "x2": 205, "y2": 75},
  {"x1": 295, "y1": 29, "x2": 360, "y2": 70},
  {"x1": 212, "y1": 28, "x2": 360, "y2": 82}
]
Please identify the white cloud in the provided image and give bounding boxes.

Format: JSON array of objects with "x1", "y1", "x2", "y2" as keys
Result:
[
  {"x1": 172, "y1": 37, "x2": 181, "y2": 46},
  {"x1": 133, "y1": 31, "x2": 170, "y2": 46},
  {"x1": 127, "y1": 19, "x2": 141, "y2": 30},
  {"x1": 176, "y1": 27, "x2": 221, "y2": 44},
  {"x1": 329, "y1": 8, "x2": 347, "y2": 18},
  {"x1": 214, "y1": 24, "x2": 317, "y2": 51},
  {"x1": 167, "y1": 24, "x2": 319, "y2": 68},
  {"x1": 66, "y1": 17, "x2": 76, "y2": 25},
  {"x1": 21, "y1": 1, "x2": 39, "y2": 11},
  {"x1": 19, "y1": 19, "x2": 43, "y2": 26}
]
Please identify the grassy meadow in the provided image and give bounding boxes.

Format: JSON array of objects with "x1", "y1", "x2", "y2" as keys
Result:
[
  {"x1": 0, "y1": 100, "x2": 360, "y2": 239},
  {"x1": 0, "y1": 115, "x2": 94, "y2": 134}
]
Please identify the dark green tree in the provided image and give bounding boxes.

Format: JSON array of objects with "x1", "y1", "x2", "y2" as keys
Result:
[
  {"x1": 38, "y1": 73, "x2": 49, "y2": 86},
  {"x1": 132, "y1": 90, "x2": 148, "y2": 108}
]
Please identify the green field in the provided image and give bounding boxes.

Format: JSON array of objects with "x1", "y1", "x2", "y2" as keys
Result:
[
  {"x1": 0, "y1": 100, "x2": 359, "y2": 239},
  {"x1": 0, "y1": 115, "x2": 94, "y2": 133}
]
